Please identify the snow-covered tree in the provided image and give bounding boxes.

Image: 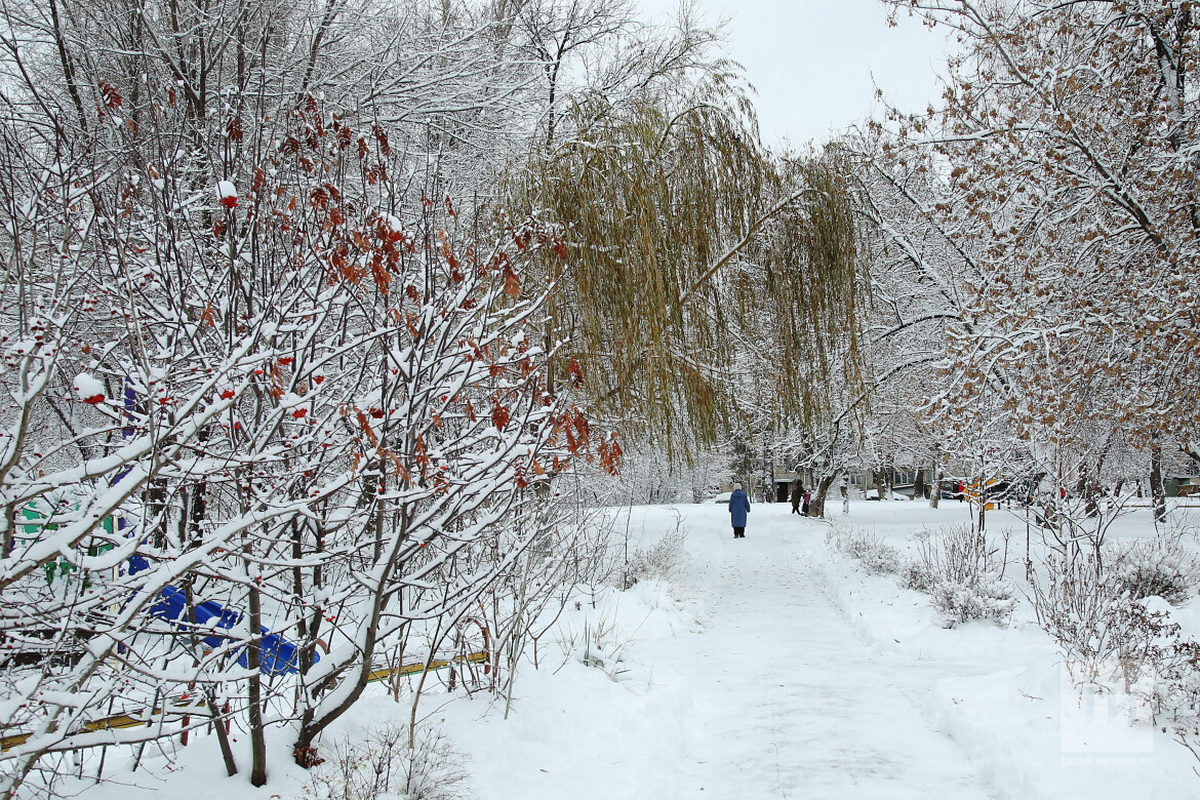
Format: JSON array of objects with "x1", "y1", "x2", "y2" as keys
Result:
[
  {"x1": 0, "y1": 1, "x2": 628, "y2": 791},
  {"x1": 866, "y1": 0, "x2": 1200, "y2": 519},
  {"x1": 513, "y1": 105, "x2": 864, "y2": 455}
]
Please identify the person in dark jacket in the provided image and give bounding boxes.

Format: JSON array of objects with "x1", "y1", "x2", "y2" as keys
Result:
[
  {"x1": 729, "y1": 483, "x2": 751, "y2": 538},
  {"x1": 789, "y1": 481, "x2": 803, "y2": 515}
]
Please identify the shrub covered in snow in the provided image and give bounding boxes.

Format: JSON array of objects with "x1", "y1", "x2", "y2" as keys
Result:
[
  {"x1": 1110, "y1": 596, "x2": 1200, "y2": 765},
  {"x1": 827, "y1": 527, "x2": 902, "y2": 575},
  {"x1": 898, "y1": 559, "x2": 937, "y2": 593},
  {"x1": 1031, "y1": 558, "x2": 1174, "y2": 689},
  {"x1": 302, "y1": 724, "x2": 469, "y2": 800},
  {"x1": 902, "y1": 526, "x2": 1014, "y2": 626},
  {"x1": 621, "y1": 517, "x2": 689, "y2": 589},
  {"x1": 858, "y1": 541, "x2": 903, "y2": 576},
  {"x1": 1157, "y1": 633, "x2": 1200, "y2": 757},
  {"x1": 930, "y1": 576, "x2": 1016, "y2": 626},
  {"x1": 912, "y1": 525, "x2": 1007, "y2": 585},
  {"x1": 1110, "y1": 535, "x2": 1200, "y2": 605}
]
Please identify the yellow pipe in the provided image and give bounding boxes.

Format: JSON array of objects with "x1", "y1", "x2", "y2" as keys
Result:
[{"x1": 1, "y1": 651, "x2": 488, "y2": 751}]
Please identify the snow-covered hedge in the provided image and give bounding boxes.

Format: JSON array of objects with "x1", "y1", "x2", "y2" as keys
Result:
[
  {"x1": 930, "y1": 576, "x2": 1016, "y2": 627},
  {"x1": 1111, "y1": 535, "x2": 1200, "y2": 606},
  {"x1": 826, "y1": 527, "x2": 902, "y2": 575}
]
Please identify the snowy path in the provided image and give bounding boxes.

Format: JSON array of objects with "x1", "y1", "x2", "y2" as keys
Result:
[
  {"x1": 453, "y1": 503, "x2": 994, "y2": 800},
  {"x1": 635, "y1": 506, "x2": 989, "y2": 798},
  {"x1": 666, "y1": 510, "x2": 990, "y2": 798}
]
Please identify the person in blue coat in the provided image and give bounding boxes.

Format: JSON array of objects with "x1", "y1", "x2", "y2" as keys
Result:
[{"x1": 728, "y1": 482, "x2": 751, "y2": 538}]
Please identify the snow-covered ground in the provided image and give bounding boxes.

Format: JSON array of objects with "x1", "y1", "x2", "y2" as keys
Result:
[{"x1": 63, "y1": 499, "x2": 1200, "y2": 799}]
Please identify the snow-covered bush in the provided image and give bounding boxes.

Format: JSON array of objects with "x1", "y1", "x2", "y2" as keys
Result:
[
  {"x1": 302, "y1": 724, "x2": 469, "y2": 800},
  {"x1": 902, "y1": 526, "x2": 1014, "y2": 626},
  {"x1": 898, "y1": 560, "x2": 938, "y2": 593},
  {"x1": 1031, "y1": 558, "x2": 1173, "y2": 689},
  {"x1": 0, "y1": 94, "x2": 614, "y2": 789},
  {"x1": 827, "y1": 527, "x2": 902, "y2": 575},
  {"x1": 911, "y1": 525, "x2": 1008, "y2": 585},
  {"x1": 1156, "y1": 633, "x2": 1200, "y2": 762},
  {"x1": 1133, "y1": 599, "x2": 1200, "y2": 767},
  {"x1": 621, "y1": 517, "x2": 689, "y2": 588},
  {"x1": 1111, "y1": 535, "x2": 1200, "y2": 605},
  {"x1": 930, "y1": 576, "x2": 1016, "y2": 626},
  {"x1": 858, "y1": 541, "x2": 903, "y2": 576}
]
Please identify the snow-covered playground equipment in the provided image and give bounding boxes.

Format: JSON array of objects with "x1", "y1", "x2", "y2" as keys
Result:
[{"x1": 147, "y1": 585, "x2": 314, "y2": 676}]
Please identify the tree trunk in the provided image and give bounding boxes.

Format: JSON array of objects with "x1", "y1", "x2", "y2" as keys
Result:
[
  {"x1": 293, "y1": 500, "x2": 404, "y2": 763},
  {"x1": 246, "y1": 572, "x2": 267, "y2": 787},
  {"x1": 206, "y1": 687, "x2": 238, "y2": 777},
  {"x1": 1151, "y1": 442, "x2": 1168, "y2": 523},
  {"x1": 242, "y1": 514, "x2": 269, "y2": 788},
  {"x1": 1083, "y1": 471, "x2": 1101, "y2": 518},
  {"x1": 808, "y1": 473, "x2": 838, "y2": 519},
  {"x1": 187, "y1": 475, "x2": 207, "y2": 549}
]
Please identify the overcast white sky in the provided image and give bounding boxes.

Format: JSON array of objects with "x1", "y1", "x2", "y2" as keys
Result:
[{"x1": 635, "y1": 0, "x2": 958, "y2": 147}]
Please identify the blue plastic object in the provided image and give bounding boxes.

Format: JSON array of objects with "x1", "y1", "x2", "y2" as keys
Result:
[
  {"x1": 147, "y1": 585, "x2": 316, "y2": 675},
  {"x1": 192, "y1": 599, "x2": 242, "y2": 647},
  {"x1": 237, "y1": 631, "x2": 310, "y2": 676},
  {"x1": 148, "y1": 585, "x2": 187, "y2": 621}
]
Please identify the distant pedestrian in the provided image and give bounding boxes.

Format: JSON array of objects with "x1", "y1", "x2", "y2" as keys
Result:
[
  {"x1": 789, "y1": 481, "x2": 803, "y2": 514},
  {"x1": 802, "y1": 488, "x2": 812, "y2": 516},
  {"x1": 729, "y1": 483, "x2": 750, "y2": 538}
]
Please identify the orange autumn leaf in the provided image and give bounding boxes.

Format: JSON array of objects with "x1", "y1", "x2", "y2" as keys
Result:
[
  {"x1": 503, "y1": 266, "x2": 520, "y2": 298},
  {"x1": 492, "y1": 401, "x2": 511, "y2": 431}
]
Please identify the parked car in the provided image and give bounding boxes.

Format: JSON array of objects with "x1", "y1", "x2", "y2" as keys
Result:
[{"x1": 940, "y1": 479, "x2": 967, "y2": 500}]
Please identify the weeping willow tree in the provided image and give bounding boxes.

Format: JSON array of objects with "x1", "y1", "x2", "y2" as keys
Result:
[{"x1": 506, "y1": 80, "x2": 864, "y2": 454}]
